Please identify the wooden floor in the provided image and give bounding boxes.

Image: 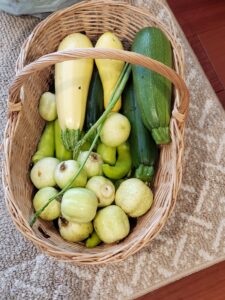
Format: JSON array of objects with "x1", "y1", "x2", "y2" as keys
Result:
[
  {"x1": 138, "y1": 260, "x2": 225, "y2": 300},
  {"x1": 137, "y1": 1, "x2": 225, "y2": 299},
  {"x1": 169, "y1": 0, "x2": 225, "y2": 108}
]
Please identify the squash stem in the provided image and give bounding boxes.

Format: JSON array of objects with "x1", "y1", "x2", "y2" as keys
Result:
[
  {"x1": 61, "y1": 128, "x2": 81, "y2": 152},
  {"x1": 152, "y1": 127, "x2": 171, "y2": 144}
]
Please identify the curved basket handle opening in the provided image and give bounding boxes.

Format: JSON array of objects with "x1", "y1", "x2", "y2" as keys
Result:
[{"x1": 9, "y1": 48, "x2": 189, "y2": 121}]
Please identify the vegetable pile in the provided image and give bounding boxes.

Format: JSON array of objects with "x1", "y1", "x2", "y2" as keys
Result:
[{"x1": 29, "y1": 27, "x2": 172, "y2": 247}]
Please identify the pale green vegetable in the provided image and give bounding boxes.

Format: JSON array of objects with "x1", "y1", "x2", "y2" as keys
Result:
[
  {"x1": 85, "y1": 231, "x2": 101, "y2": 248},
  {"x1": 33, "y1": 187, "x2": 60, "y2": 221},
  {"x1": 30, "y1": 157, "x2": 60, "y2": 189},
  {"x1": 100, "y1": 112, "x2": 131, "y2": 147},
  {"x1": 97, "y1": 143, "x2": 116, "y2": 165},
  {"x1": 58, "y1": 217, "x2": 93, "y2": 242},
  {"x1": 39, "y1": 92, "x2": 57, "y2": 121},
  {"x1": 54, "y1": 160, "x2": 87, "y2": 189},
  {"x1": 77, "y1": 151, "x2": 103, "y2": 178},
  {"x1": 94, "y1": 205, "x2": 130, "y2": 244},
  {"x1": 115, "y1": 178, "x2": 153, "y2": 217},
  {"x1": 61, "y1": 188, "x2": 98, "y2": 223},
  {"x1": 86, "y1": 176, "x2": 115, "y2": 207},
  {"x1": 32, "y1": 121, "x2": 55, "y2": 164}
]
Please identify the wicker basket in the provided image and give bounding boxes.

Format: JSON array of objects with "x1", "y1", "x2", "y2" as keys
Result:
[{"x1": 3, "y1": 0, "x2": 189, "y2": 264}]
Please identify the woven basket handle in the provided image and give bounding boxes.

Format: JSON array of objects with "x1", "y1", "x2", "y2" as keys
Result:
[{"x1": 9, "y1": 48, "x2": 189, "y2": 122}]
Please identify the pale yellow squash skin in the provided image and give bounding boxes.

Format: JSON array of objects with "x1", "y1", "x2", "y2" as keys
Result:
[
  {"x1": 55, "y1": 33, "x2": 94, "y2": 131},
  {"x1": 95, "y1": 32, "x2": 125, "y2": 112}
]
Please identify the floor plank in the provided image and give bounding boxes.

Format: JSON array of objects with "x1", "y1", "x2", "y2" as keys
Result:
[
  {"x1": 187, "y1": 34, "x2": 224, "y2": 93},
  {"x1": 216, "y1": 90, "x2": 225, "y2": 109},
  {"x1": 168, "y1": 0, "x2": 225, "y2": 106},
  {"x1": 168, "y1": 0, "x2": 225, "y2": 34},
  {"x1": 138, "y1": 261, "x2": 225, "y2": 300},
  {"x1": 199, "y1": 26, "x2": 225, "y2": 88}
]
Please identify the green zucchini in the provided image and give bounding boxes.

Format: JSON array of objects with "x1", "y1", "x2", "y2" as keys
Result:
[
  {"x1": 123, "y1": 77, "x2": 158, "y2": 182},
  {"x1": 85, "y1": 66, "x2": 104, "y2": 131},
  {"x1": 131, "y1": 27, "x2": 172, "y2": 144}
]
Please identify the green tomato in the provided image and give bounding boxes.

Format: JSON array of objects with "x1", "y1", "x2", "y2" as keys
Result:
[
  {"x1": 115, "y1": 178, "x2": 153, "y2": 217},
  {"x1": 86, "y1": 176, "x2": 115, "y2": 207},
  {"x1": 33, "y1": 187, "x2": 60, "y2": 221},
  {"x1": 54, "y1": 160, "x2": 87, "y2": 189},
  {"x1": 61, "y1": 188, "x2": 98, "y2": 223},
  {"x1": 30, "y1": 157, "x2": 60, "y2": 189},
  {"x1": 39, "y1": 92, "x2": 57, "y2": 121},
  {"x1": 78, "y1": 151, "x2": 103, "y2": 178},
  {"x1": 100, "y1": 113, "x2": 131, "y2": 147},
  {"x1": 94, "y1": 205, "x2": 130, "y2": 244},
  {"x1": 58, "y1": 218, "x2": 93, "y2": 242}
]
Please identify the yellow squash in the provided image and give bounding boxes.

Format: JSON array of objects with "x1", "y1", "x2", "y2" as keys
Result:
[
  {"x1": 55, "y1": 33, "x2": 94, "y2": 151},
  {"x1": 95, "y1": 32, "x2": 124, "y2": 112}
]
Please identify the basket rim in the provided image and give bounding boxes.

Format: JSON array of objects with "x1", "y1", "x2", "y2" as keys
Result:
[
  {"x1": 17, "y1": 0, "x2": 185, "y2": 71},
  {"x1": 4, "y1": 0, "x2": 189, "y2": 264}
]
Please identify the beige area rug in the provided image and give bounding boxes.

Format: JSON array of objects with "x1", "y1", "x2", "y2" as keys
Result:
[{"x1": 1, "y1": 1, "x2": 225, "y2": 299}]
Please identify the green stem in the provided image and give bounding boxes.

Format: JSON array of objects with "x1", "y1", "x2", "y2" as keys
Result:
[
  {"x1": 29, "y1": 129, "x2": 101, "y2": 227},
  {"x1": 74, "y1": 63, "x2": 131, "y2": 156}
]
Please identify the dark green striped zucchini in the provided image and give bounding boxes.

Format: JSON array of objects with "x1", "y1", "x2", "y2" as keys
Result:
[
  {"x1": 131, "y1": 27, "x2": 172, "y2": 144},
  {"x1": 123, "y1": 77, "x2": 158, "y2": 182},
  {"x1": 85, "y1": 66, "x2": 104, "y2": 131}
]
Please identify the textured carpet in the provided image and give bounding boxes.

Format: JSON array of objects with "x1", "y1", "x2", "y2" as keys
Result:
[{"x1": 1, "y1": 1, "x2": 225, "y2": 299}]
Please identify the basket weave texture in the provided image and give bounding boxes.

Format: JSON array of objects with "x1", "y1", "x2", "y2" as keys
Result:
[{"x1": 3, "y1": 0, "x2": 189, "y2": 264}]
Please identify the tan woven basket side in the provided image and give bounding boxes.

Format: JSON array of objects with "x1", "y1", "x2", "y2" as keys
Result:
[{"x1": 3, "y1": 0, "x2": 189, "y2": 265}]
